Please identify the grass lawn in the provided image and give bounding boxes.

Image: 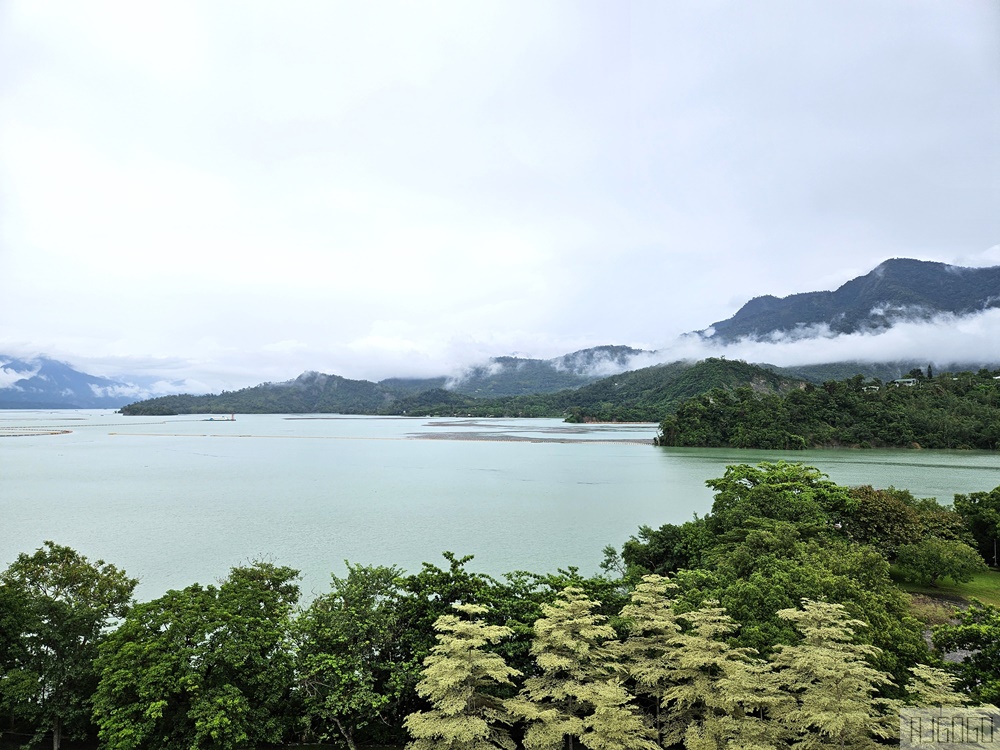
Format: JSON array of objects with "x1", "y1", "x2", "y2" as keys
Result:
[{"x1": 894, "y1": 567, "x2": 1000, "y2": 607}]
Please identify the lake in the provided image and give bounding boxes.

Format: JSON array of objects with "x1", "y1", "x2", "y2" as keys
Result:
[{"x1": 3, "y1": 410, "x2": 999, "y2": 602}]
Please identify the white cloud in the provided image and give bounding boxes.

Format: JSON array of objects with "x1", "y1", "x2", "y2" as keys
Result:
[
  {"x1": 0, "y1": 363, "x2": 36, "y2": 389},
  {"x1": 88, "y1": 382, "x2": 148, "y2": 400},
  {"x1": 954, "y1": 245, "x2": 1000, "y2": 269},
  {"x1": 0, "y1": 2, "x2": 996, "y2": 391},
  {"x1": 640, "y1": 309, "x2": 1000, "y2": 372}
]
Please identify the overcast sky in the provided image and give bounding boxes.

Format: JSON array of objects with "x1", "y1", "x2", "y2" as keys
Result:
[{"x1": 1, "y1": 1, "x2": 998, "y2": 393}]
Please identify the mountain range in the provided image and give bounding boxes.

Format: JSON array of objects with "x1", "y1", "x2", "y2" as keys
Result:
[
  {"x1": 0, "y1": 357, "x2": 141, "y2": 409},
  {"x1": 3, "y1": 258, "x2": 999, "y2": 412},
  {"x1": 702, "y1": 258, "x2": 1000, "y2": 342}
]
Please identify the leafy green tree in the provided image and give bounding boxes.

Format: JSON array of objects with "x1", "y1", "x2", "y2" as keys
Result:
[
  {"x1": 295, "y1": 563, "x2": 413, "y2": 749},
  {"x1": 710, "y1": 533, "x2": 929, "y2": 681},
  {"x1": 933, "y1": 599, "x2": 1000, "y2": 705},
  {"x1": 0, "y1": 580, "x2": 29, "y2": 722},
  {"x1": 92, "y1": 562, "x2": 299, "y2": 750},
  {"x1": 398, "y1": 553, "x2": 498, "y2": 659},
  {"x1": 771, "y1": 600, "x2": 898, "y2": 749},
  {"x1": 843, "y1": 485, "x2": 923, "y2": 559},
  {"x1": 894, "y1": 538, "x2": 988, "y2": 586},
  {"x1": 909, "y1": 498, "x2": 977, "y2": 547},
  {"x1": 953, "y1": 486, "x2": 1000, "y2": 567},
  {"x1": 404, "y1": 604, "x2": 521, "y2": 750},
  {"x1": 93, "y1": 584, "x2": 214, "y2": 749},
  {"x1": 705, "y1": 462, "x2": 854, "y2": 540},
  {"x1": 0, "y1": 541, "x2": 136, "y2": 750},
  {"x1": 620, "y1": 518, "x2": 713, "y2": 576},
  {"x1": 507, "y1": 587, "x2": 656, "y2": 750},
  {"x1": 616, "y1": 464, "x2": 930, "y2": 687}
]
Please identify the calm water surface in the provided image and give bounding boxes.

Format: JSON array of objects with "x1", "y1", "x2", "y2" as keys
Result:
[{"x1": 3, "y1": 410, "x2": 999, "y2": 601}]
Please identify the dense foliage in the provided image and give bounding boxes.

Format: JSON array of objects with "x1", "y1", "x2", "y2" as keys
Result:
[
  {"x1": 0, "y1": 543, "x2": 136, "y2": 750},
  {"x1": 2, "y1": 464, "x2": 998, "y2": 749},
  {"x1": 953, "y1": 487, "x2": 1000, "y2": 568},
  {"x1": 656, "y1": 369, "x2": 1000, "y2": 449},
  {"x1": 933, "y1": 600, "x2": 1000, "y2": 705}
]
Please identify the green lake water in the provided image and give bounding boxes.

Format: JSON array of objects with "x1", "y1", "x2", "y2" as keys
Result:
[{"x1": 3, "y1": 410, "x2": 999, "y2": 601}]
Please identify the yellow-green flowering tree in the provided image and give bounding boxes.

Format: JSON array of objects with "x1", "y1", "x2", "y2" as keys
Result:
[{"x1": 404, "y1": 603, "x2": 521, "y2": 750}]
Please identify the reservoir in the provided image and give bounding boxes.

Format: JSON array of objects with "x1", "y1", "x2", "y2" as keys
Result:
[{"x1": 3, "y1": 410, "x2": 999, "y2": 602}]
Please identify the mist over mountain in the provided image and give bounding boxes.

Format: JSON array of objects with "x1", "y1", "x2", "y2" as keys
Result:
[
  {"x1": 0, "y1": 346, "x2": 649, "y2": 410},
  {"x1": 0, "y1": 356, "x2": 145, "y2": 409},
  {"x1": 702, "y1": 258, "x2": 1000, "y2": 343},
  {"x1": 442, "y1": 345, "x2": 649, "y2": 396}
]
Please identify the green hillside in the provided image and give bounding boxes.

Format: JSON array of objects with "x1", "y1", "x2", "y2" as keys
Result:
[
  {"x1": 119, "y1": 371, "x2": 396, "y2": 415},
  {"x1": 657, "y1": 368, "x2": 1000, "y2": 449}
]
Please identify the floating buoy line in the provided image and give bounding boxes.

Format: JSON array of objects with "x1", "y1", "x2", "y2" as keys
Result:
[{"x1": 0, "y1": 427, "x2": 73, "y2": 437}]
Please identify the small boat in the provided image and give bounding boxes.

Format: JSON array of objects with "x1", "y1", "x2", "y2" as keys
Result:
[{"x1": 203, "y1": 414, "x2": 236, "y2": 422}]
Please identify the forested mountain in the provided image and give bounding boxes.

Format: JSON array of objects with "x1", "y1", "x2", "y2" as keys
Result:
[
  {"x1": 379, "y1": 359, "x2": 775, "y2": 421},
  {"x1": 703, "y1": 258, "x2": 1000, "y2": 342},
  {"x1": 118, "y1": 370, "x2": 399, "y2": 416},
  {"x1": 2, "y1": 347, "x2": 646, "y2": 409},
  {"x1": 120, "y1": 358, "x2": 804, "y2": 421},
  {"x1": 546, "y1": 357, "x2": 802, "y2": 422}
]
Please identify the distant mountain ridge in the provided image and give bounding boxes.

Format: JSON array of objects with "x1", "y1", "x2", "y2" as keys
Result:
[
  {"x1": 0, "y1": 356, "x2": 140, "y2": 409},
  {"x1": 0, "y1": 345, "x2": 649, "y2": 410},
  {"x1": 7, "y1": 258, "x2": 1000, "y2": 411},
  {"x1": 119, "y1": 358, "x2": 805, "y2": 420},
  {"x1": 703, "y1": 258, "x2": 1000, "y2": 342}
]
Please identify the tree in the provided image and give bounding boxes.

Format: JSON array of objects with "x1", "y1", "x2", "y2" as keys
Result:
[
  {"x1": 904, "y1": 664, "x2": 969, "y2": 708},
  {"x1": 296, "y1": 563, "x2": 413, "y2": 749},
  {"x1": 397, "y1": 553, "x2": 499, "y2": 664},
  {"x1": 710, "y1": 536, "x2": 929, "y2": 687},
  {"x1": 894, "y1": 538, "x2": 988, "y2": 587},
  {"x1": 705, "y1": 462, "x2": 854, "y2": 540},
  {"x1": 933, "y1": 599, "x2": 1000, "y2": 705},
  {"x1": 404, "y1": 603, "x2": 521, "y2": 750},
  {"x1": 660, "y1": 602, "x2": 784, "y2": 749},
  {"x1": 953, "y1": 486, "x2": 1000, "y2": 567},
  {"x1": 620, "y1": 518, "x2": 713, "y2": 576},
  {"x1": 0, "y1": 580, "x2": 29, "y2": 715},
  {"x1": 614, "y1": 574, "x2": 681, "y2": 744},
  {"x1": 615, "y1": 464, "x2": 930, "y2": 686},
  {"x1": 0, "y1": 542, "x2": 136, "y2": 750},
  {"x1": 771, "y1": 599, "x2": 898, "y2": 749},
  {"x1": 910, "y1": 499, "x2": 977, "y2": 547},
  {"x1": 92, "y1": 562, "x2": 299, "y2": 750},
  {"x1": 843, "y1": 485, "x2": 922, "y2": 559},
  {"x1": 507, "y1": 587, "x2": 657, "y2": 750}
]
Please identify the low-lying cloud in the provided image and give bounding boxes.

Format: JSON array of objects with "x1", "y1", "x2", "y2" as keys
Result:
[
  {"x1": 0, "y1": 363, "x2": 39, "y2": 389},
  {"x1": 632, "y1": 307, "x2": 1000, "y2": 373},
  {"x1": 6, "y1": 306, "x2": 1000, "y2": 400}
]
